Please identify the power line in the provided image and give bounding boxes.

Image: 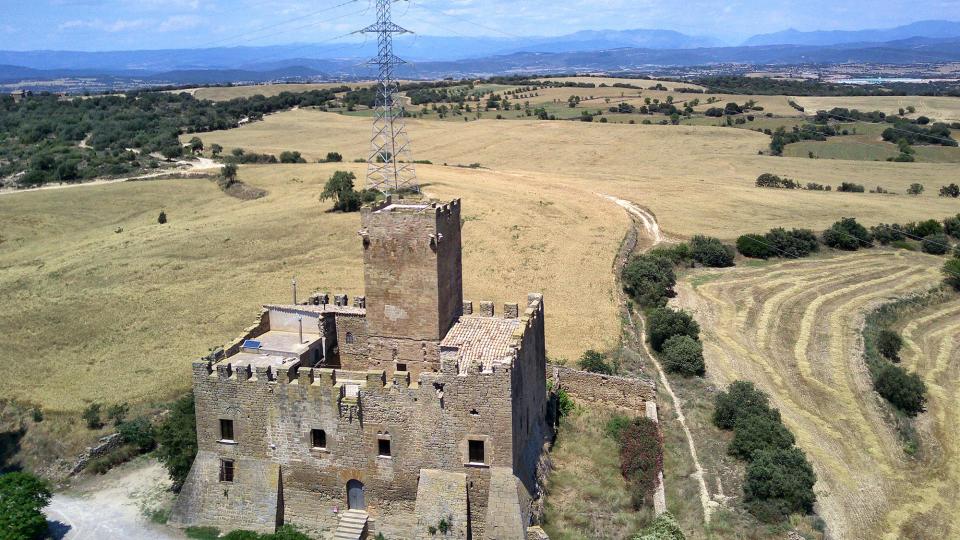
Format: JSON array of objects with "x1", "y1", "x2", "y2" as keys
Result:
[
  {"x1": 408, "y1": 1, "x2": 523, "y2": 39},
  {"x1": 194, "y1": 0, "x2": 362, "y2": 49}
]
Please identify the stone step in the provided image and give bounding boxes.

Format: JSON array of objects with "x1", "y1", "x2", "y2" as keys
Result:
[{"x1": 334, "y1": 510, "x2": 368, "y2": 540}]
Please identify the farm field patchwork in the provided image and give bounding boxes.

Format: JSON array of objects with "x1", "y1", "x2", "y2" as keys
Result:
[{"x1": 675, "y1": 249, "x2": 959, "y2": 539}]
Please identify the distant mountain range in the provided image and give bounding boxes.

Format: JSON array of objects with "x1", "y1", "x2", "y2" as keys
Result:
[
  {"x1": 2, "y1": 21, "x2": 960, "y2": 90},
  {"x1": 744, "y1": 20, "x2": 960, "y2": 47}
]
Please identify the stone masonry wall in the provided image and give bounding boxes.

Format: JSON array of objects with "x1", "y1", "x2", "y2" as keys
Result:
[{"x1": 548, "y1": 364, "x2": 656, "y2": 411}]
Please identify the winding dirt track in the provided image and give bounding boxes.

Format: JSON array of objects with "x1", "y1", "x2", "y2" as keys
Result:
[{"x1": 675, "y1": 250, "x2": 960, "y2": 539}]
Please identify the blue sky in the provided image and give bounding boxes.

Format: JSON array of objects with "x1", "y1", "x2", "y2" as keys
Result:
[{"x1": 2, "y1": 0, "x2": 959, "y2": 51}]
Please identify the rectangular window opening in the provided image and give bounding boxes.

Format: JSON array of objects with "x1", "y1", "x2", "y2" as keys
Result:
[
  {"x1": 220, "y1": 459, "x2": 234, "y2": 482},
  {"x1": 311, "y1": 429, "x2": 327, "y2": 449},
  {"x1": 220, "y1": 419, "x2": 234, "y2": 441},
  {"x1": 396, "y1": 363, "x2": 407, "y2": 372},
  {"x1": 378, "y1": 438, "x2": 391, "y2": 457},
  {"x1": 468, "y1": 439, "x2": 485, "y2": 464}
]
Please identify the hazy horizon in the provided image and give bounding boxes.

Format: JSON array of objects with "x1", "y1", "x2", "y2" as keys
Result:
[{"x1": 3, "y1": 0, "x2": 960, "y2": 52}]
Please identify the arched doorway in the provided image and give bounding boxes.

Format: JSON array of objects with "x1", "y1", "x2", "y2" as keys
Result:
[{"x1": 346, "y1": 479, "x2": 365, "y2": 510}]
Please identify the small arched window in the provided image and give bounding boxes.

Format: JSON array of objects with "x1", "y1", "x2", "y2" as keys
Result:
[{"x1": 345, "y1": 332, "x2": 355, "y2": 344}]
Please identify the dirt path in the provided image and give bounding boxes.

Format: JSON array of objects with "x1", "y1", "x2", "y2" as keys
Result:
[
  {"x1": 45, "y1": 458, "x2": 182, "y2": 540},
  {"x1": 675, "y1": 250, "x2": 958, "y2": 539},
  {"x1": 0, "y1": 157, "x2": 220, "y2": 197},
  {"x1": 602, "y1": 195, "x2": 713, "y2": 524}
]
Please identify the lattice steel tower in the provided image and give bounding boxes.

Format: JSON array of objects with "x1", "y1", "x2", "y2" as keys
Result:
[{"x1": 361, "y1": 0, "x2": 419, "y2": 194}]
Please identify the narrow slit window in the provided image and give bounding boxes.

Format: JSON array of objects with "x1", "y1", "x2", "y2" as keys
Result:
[
  {"x1": 220, "y1": 419, "x2": 234, "y2": 441},
  {"x1": 378, "y1": 438, "x2": 391, "y2": 457},
  {"x1": 345, "y1": 332, "x2": 355, "y2": 344},
  {"x1": 220, "y1": 459, "x2": 234, "y2": 482},
  {"x1": 311, "y1": 429, "x2": 327, "y2": 449},
  {"x1": 468, "y1": 439, "x2": 485, "y2": 464}
]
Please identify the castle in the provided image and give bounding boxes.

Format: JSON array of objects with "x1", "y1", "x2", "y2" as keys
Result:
[{"x1": 170, "y1": 197, "x2": 553, "y2": 539}]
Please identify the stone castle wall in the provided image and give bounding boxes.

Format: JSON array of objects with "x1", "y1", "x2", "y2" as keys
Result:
[{"x1": 548, "y1": 364, "x2": 656, "y2": 411}]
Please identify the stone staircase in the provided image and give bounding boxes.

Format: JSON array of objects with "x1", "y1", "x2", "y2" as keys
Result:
[{"x1": 333, "y1": 509, "x2": 368, "y2": 540}]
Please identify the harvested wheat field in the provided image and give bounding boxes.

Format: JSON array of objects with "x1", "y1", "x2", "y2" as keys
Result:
[
  {"x1": 675, "y1": 249, "x2": 959, "y2": 539},
  {"x1": 198, "y1": 109, "x2": 960, "y2": 239},
  {"x1": 0, "y1": 163, "x2": 626, "y2": 411},
  {"x1": 792, "y1": 95, "x2": 960, "y2": 123}
]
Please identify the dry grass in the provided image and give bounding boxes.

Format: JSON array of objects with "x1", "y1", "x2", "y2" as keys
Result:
[
  {"x1": 674, "y1": 249, "x2": 958, "y2": 539},
  {"x1": 182, "y1": 82, "x2": 374, "y2": 101},
  {"x1": 0, "y1": 164, "x2": 625, "y2": 412},
  {"x1": 792, "y1": 96, "x2": 960, "y2": 123},
  {"x1": 197, "y1": 108, "x2": 960, "y2": 240},
  {"x1": 536, "y1": 77, "x2": 706, "y2": 92}
]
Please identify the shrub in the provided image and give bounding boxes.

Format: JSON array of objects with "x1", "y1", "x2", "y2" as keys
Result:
[
  {"x1": 556, "y1": 388, "x2": 575, "y2": 419},
  {"x1": 837, "y1": 182, "x2": 865, "y2": 193},
  {"x1": 875, "y1": 363, "x2": 926, "y2": 416},
  {"x1": 633, "y1": 512, "x2": 685, "y2": 540},
  {"x1": 156, "y1": 394, "x2": 198, "y2": 490},
  {"x1": 823, "y1": 217, "x2": 871, "y2": 251},
  {"x1": 944, "y1": 215, "x2": 960, "y2": 238},
  {"x1": 605, "y1": 414, "x2": 632, "y2": 442},
  {"x1": 648, "y1": 243, "x2": 691, "y2": 266},
  {"x1": 907, "y1": 219, "x2": 944, "y2": 238},
  {"x1": 871, "y1": 223, "x2": 905, "y2": 245},
  {"x1": 158, "y1": 211, "x2": 167, "y2": 224},
  {"x1": 279, "y1": 151, "x2": 306, "y2": 164},
  {"x1": 922, "y1": 233, "x2": 950, "y2": 255},
  {"x1": 755, "y1": 173, "x2": 782, "y2": 188},
  {"x1": 578, "y1": 349, "x2": 614, "y2": 375},
  {"x1": 944, "y1": 258, "x2": 960, "y2": 290},
  {"x1": 619, "y1": 417, "x2": 663, "y2": 507},
  {"x1": 647, "y1": 307, "x2": 700, "y2": 352},
  {"x1": 0, "y1": 472, "x2": 52, "y2": 540},
  {"x1": 689, "y1": 235, "x2": 734, "y2": 267},
  {"x1": 940, "y1": 183, "x2": 960, "y2": 198},
  {"x1": 764, "y1": 228, "x2": 819, "y2": 258},
  {"x1": 621, "y1": 254, "x2": 676, "y2": 308},
  {"x1": 728, "y1": 413, "x2": 795, "y2": 460},
  {"x1": 876, "y1": 329, "x2": 903, "y2": 362},
  {"x1": 106, "y1": 402, "x2": 129, "y2": 426},
  {"x1": 907, "y1": 183, "x2": 924, "y2": 195},
  {"x1": 744, "y1": 447, "x2": 817, "y2": 522},
  {"x1": 186, "y1": 526, "x2": 222, "y2": 540},
  {"x1": 712, "y1": 380, "x2": 777, "y2": 430},
  {"x1": 737, "y1": 234, "x2": 773, "y2": 259},
  {"x1": 222, "y1": 531, "x2": 261, "y2": 540},
  {"x1": 324, "y1": 152, "x2": 343, "y2": 163},
  {"x1": 119, "y1": 416, "x2": 157, "y2": 452},
  {"x1": 82, "y1": 402, "x2": 103, "y2": 429},
  {"x1": 660, "y1": 335, "x2": 705, "y2": 376}
]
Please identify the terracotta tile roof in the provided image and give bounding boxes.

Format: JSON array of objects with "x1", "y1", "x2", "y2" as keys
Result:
[{"x1": 440, "y1": 316, "x2": 521, "y2": 372}]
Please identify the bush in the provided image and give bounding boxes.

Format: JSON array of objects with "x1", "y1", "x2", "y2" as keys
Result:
[
  {"x1": 278, "y1": 151, "x2": 306, "y2": 164},
  {"x1": 755, "y1": 173, "x2": 782, "y2": 187},
  {"x1": 764, "y1": 228, "x2": 819, "y2": 258},
  {"x1": 944, "y1": 215, "x2": 960, "y2": 238},
  {"x1": 156, "y1": 394, "x2": 198, "y2": 490},
  {"x1": 944, "y1": 258, "x2": 960, "y2": 290},
  {"x1": 556, "y1": 388, "x2": 575, "y2": 419},
  {"x1": 907, "y1": 219, "x2": 943, "y2": 237},
  {"x1": 648, "y1": 243, "x2": 691, "y2": 266},
  {"x1": 712, "y1": 380, "x2": 776, "y2": 430},
  {"x1": 158, "y1": 211, "x2": 167, "y2": 224},
  {"x1": 621, "y1": 254, "x2": 676, "y2": 308},
  {"x1": 736, "y1": 234, "x2": 773, "y2": 259},
  {"x1": 186, "y1": 526, "x2": 222, "y2": 540},
  {"x1": 837, "y1": 182, "x2": 865, "y2": 193},
  {"x1": 632, "y1": 512, "x2": 685, "y2": 540},
  {"x1": 619, "y1": 417, "x2": 663, "y2": 507},
  {"x1": 106, "y1": 402, "x2": 129, "y2": 426},
  {"x1": 875, "y1": 363, "x2": 926, "y2": 416},
  {"x1": 744, "y1": 447, "x2": 817, "y2": 522},
  {"x1": 728, "y1": 413, "x2": 795, "y2": 460},
  {"x1": 647, "y1": 307, "x2": 700, "y2": 352},
  {"x1": 907, "y1": 183, "x2": 924, "y2": 195},
  {"x1": 324, "y1": 152, "x2": 343, "y2": 163},
  {"x1": 82, "y1": 402, "x2": 103, "y2": 429},
  {"x1": 119, "y1": 416, "x2": 157, "y2": 452},
  {"x1": 922, "y1": 233, "x2": 951, "y2": 255},
  {"x1": 0, "y1": 472, "x2": 52, "y2": 540},
  {"x1": 871, "y1": 223, "x2": 904, "y2": 245},
  {"x1": 605, "y1": 414, "x2": 632, "y2": 442},
  {"x1": 689, "y1": 235, "x2": 734, "y2": 267},
  {"x1": 578, "y1": 349, "x2": 614, "y2": 374},
  {"x1": 823, "y1": 217, "x2": 871, "y2": 251},
  {"x1": 876, "y1": 329, "x2": 903, "y2": 362},
  {"x1": 660, "y1": 335, "x2": 705, "y2": 376},
  {"x1": 940, "y1": 183, "x2": 960, "y2": 198}
]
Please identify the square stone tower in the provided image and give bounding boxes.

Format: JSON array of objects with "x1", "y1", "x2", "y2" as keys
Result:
[{"x1": 360, "y1": 198, "x2": 463, "y2": 342}]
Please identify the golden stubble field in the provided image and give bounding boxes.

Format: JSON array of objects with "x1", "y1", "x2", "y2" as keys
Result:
[
  {"x1": 675, "y1": 250, "x2": 960, "y2": 539},
  {"x1": 0, "y1": 163, "x2": 626, "y2": 411}
]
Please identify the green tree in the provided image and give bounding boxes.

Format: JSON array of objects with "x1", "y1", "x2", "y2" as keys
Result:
[
  {"x1": 689, "y1": 235, "x2": 734, "y2": 267},
  {"x1": 320, "y1": 171, "x2": 363, "y2": 212},
  {"x1": 325, "y1": 152, "x2": 343, "y2": 163},
  {"x1": 736, "y1": 234, "x2": 773, "y2": 259},
  {"x1": 728, "y1": 413, "x2": 795, "y2": 460},
  {"x1": 744, "y1": 447, "x2": 817, "y2": 522},
  {"x1": 647, "y1": 307, "x2": 699, "y2": 352},
  {"x1": 660, "y1": 335, "x2": 705, "y2": 376},
  {"x1": 940, "y1": 184, "x2": 960, "y2": 198},
  {"x1": 279, "y1": 151, "x2": 306, "y2": 164},
  {"x1": 633, "y1": 512, "x2": 685, "y2": 540},
  {"x1": 210, "y1": 143, "x2": 223, "y2": 157},
  {"x1": 943, "y1": 214, "x2": 960, "y2": 238},
  {"x1": 0, "y1": 472, "x2": 52, "y2": 540},
  {"x1": 82, "y1": 402, "x2": 103, "y2": 429},
  {"x1": 221, "y1": 163, "x2": 238, "y2": 183},
  {"x1": 118, "y1": 417, "x2": 157, "y2": 453},
  {"x1": 944, "y1": 258, "x2": 960, "y2": 290},
  {"x1": 158, "y1": 210, "x2": 167, "y2": 224},
  {"x1": 578, "y1": 349, "x2": 614, "y2": 374},
  {"x1": 876, "y1": 329, "x2": 903, "y2": 362},
  {"x1": 621, "y1": 254, "x2": 676, "y2": 308},
  {"x1": 906, "y1": 183, "x2": 924, "y2": 195},
  {"x1": 875, "y1": 363, "x2": 926, "y2": 416},
  {"x1": 188, "y1": 136, "x2": 204, "y2": 154},
  {"x1": 156, "y1": 393, "x2": 198, "y2": 490},
  {"x1": 921, "y1": 233, "x2": 951, "y2": 255},
  {"x1": 713, "y1": 380, "x2": 777, "y2": 430},
  {"x1": 822, "y1": 217, "x2": 871, "y2": 251}
]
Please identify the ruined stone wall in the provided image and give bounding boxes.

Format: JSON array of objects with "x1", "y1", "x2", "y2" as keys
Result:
[
  {"x1": 547, "y1": 364, "x2": 656, "y2": 411},
  {"x1": 177, "y1": 354, "x2": 518, "y2": 538},
  {"x1": 361, "y1": 199, "x2": 463, "y2": 343}
]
